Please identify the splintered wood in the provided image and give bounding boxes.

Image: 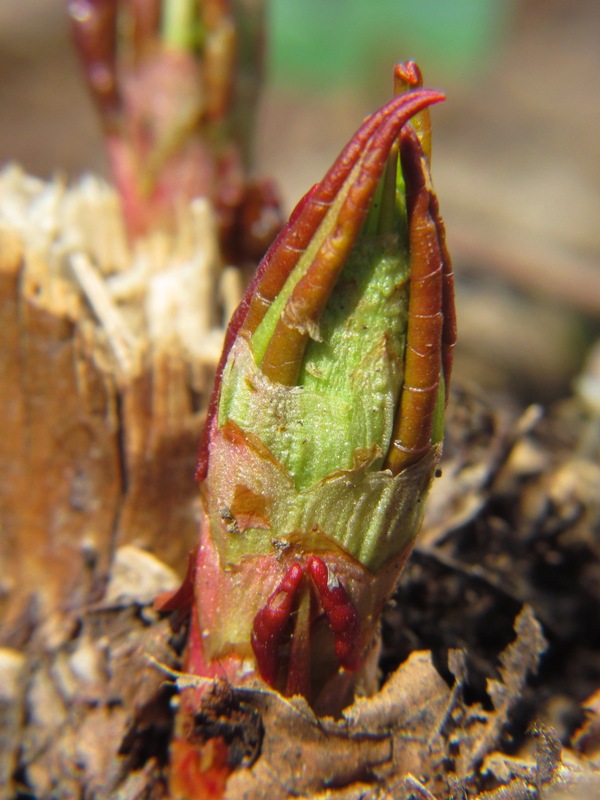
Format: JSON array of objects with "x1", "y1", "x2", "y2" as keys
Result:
[{"x1": 0, "y1": 165, "x2": 241, "y2": 645}]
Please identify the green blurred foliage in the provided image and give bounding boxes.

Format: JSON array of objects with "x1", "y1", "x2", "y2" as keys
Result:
[{"x1": 269, "y1": 0, "x2": 517, "y2": 90}]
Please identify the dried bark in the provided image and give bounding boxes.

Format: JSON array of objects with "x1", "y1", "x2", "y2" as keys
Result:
[{"x1": 0, "y1": 167, "x2": 236, "y2": 797}]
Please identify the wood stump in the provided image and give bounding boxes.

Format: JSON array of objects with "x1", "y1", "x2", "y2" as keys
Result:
[{"x1": 0, "y1": 166, "x2": 241, "y2": 797}]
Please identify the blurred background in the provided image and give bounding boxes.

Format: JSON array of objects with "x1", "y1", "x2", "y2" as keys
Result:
[{"x1": 1, "y1": 0, "x2": 599, "y2": 404}]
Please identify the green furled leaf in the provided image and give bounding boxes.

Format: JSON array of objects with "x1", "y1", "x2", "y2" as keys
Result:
[{"x1": 219, "y1": 235, "x2": 410, "y2": 491}]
